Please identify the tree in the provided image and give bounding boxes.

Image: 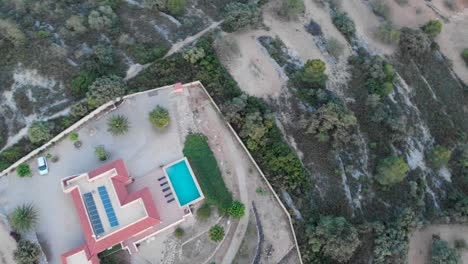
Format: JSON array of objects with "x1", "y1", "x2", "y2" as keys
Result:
[
  {"x1": 88, "y1": 5, "x2": 117, "y2": 31},
  {"x1": 222, "y1": 2, "x2": 261, "y2": 32},
  {"x1": 399, "y1": 27, "x2": 431, "y2": 57},
  {"x1": 431, "y1": 237, "x2": 461, "y2": 264},
  {"x1": 209, "y1": 225, "x2": 225, "y2": 242},
  {"x1": 376, "y1": 23, "x2": 401, "y2": 44},
  {"x1": 17, "y1": 164, "x2": 31, "y2": 177},
  {"x1": 196, "y1": 203, "x2": 212, "y2": 219},
  {"x1": 332, "y1": 12, "x2": 356, "y2": 39},
  {"x1": 297, "y1": 59, "x2": 328, "y2": 88},
  {"x1": 93, "y1": 44, "x2": 114, "y2": 66},
  {"x1": 307, "y1": 216, "x2": 361, "y2": 263},
  {"x1": 86, "y1": 75, "x2": 126, "y2": 108},
  {"x1": 149, "y1": 106, "x2": 170, "y2": 128},
  {"x1": 183, "y1": 47, "x2": 206, "y2": 64},
  {"x1": 28, "y1": 121, "x2": 53, "y2": 144},
  {"x1": 167, "y1": 0, "x2": 186, "y2": 16},
  {"x1": 0, "y1": 19, "x2": 26, "y2": 46},
  {"x1": 428, "y1": 145, "x2": 452, "y2": 169},
  {"x1": 10, "y1": 204, "x2": 38, "y2": 232},
  {"x1": 65, "y1": 15, "x2": 87, "y2": 33},
  {"x1": 325, "y1": 37, "x2": 344, "y2": 59},
  {"x1": 107, "y1": 115, "x2": 130, "y2": 136},
  {"x1": 376, "y1": 156, "x2": 409, "y2": 186},
  {"x1": 14, "y1": 240, "x2": 41, "y2": 264},
  {"x1": 174, "y1": 227, "x2": 184, "y2": 238},
  {"x1": 279, "y1": 0, "x2": 305, "y2": 20},
  {"x1": 422, "y1": 20, "x2": 442, "y2": 38},
  {"x1": 228, "y1": 201, "x2": 245, "y2": 218},
  {"x1": 95, "y1": 146, "x2": 109, "y2": 161}
]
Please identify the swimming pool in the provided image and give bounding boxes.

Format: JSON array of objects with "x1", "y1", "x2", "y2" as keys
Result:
[{"x1": 164, "y1": 158, "x2": 203, "y2": 207}]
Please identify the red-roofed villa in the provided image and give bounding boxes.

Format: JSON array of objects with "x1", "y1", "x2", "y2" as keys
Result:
[{"x1": 61, "y1": 158, "x2": 203, "y2": 264}]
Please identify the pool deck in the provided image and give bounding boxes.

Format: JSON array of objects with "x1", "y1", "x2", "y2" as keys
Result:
[{"x1": 163, "y1": 157, "x2": 205, "y2": 208}]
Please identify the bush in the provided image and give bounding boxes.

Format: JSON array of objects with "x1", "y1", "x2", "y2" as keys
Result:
[
  {"x1": 222, "y1": 2, "x2": 261, "y2": 32},
  {"x1": 35, "y1": 30, "x2": 51, "y2": 39},
  {"x1": 461, "y1": 48, "x2": 468, "y2": 66},
  {"x1": 129, "y1": 44, "x2": 168, "y2": 64},
  {"x1": 197, "y1": 203, "x2": 212, "y2": 219},
  {"x1": 376, "y1": 23, "x2": 401, "y2": 44},
  {"x1": 305, "y1": 19, "x2": 322, "y2": 36},
  {"x1": 107, "y1": 115, "x2": 130, "y2": 136},
  {"x1": 70, "y1": 102, "x2": 90, "y2": 118},
  {"x1": 88, "y1": 5, "x2": 117, "y2": 31},
  {"x1": 71, "y1": 70, "x2": 98, "y2": 98},
  {"x1": 69, "y1": 132, "x2": 79, "y2": 141},
  {"x1": 28, "y1": 121, "x2": 53, "y2": 144},
  {"x1": 332, "y1": 12, "x2": 356, "y2": 40},
  {"x1": 422, "y1": 20, "x2": 442, "y2": 38},
  {"x1": 279, "y1": 0, "x2": 305, "y2": 20},
  {"x1": 183, "y1": 134, "x2": 233, "y2": 213},
  {"x1": 399, "y1": 27, "x2": 432, "y2": 57},
  {"x1": 167, "y1": 0, "x2": 186, "y2": 16},
  {"x1": 306, "y1": 216, "x2": 360, "y2": 263},
  {"x1": 209, "y1": 225, "x2": 225, "y2": 242},
  {"x1": 325, "y1": 37, "x2": 344, "y2": 59},
  {"x1": 95, "y1": 146, "x2": 109, "y2": 161},
  {"x1": 174, "y1": 227, "x2": 184, "y2": 238},
  {"x1": 10, "y1": 204, "x2": 38, "y2": 232},
  {"x1": 228, "y1": 201, "x2": 245, "y2": 218},
  {"x1": 93, "y1": 44, "x2": 114, "y2": 66},
  {"x1": 371, "y1": 0, "x2": 391, "y2": 20},
  {"x1": 428, "y1": 145, "x2": 452, "y2": 169},
  {"x1": 0, "y1": 19, "x2": 26, "y2": 46},
  {"x1": 14, "y1": 240, "x2": 41, "y2": 264},
  {"x1": 65, "y1": 15, "x2": 87, "y2": 33},
  {"x1": 455, "y1": 239, "x2": 467, "y2": 251},
  {"x1": 16, "y1": 164, "x2": 31, "y2": 177},
  {"x1": 376, "y1": 156, "x2": 409, "y2": 186},
  {"x1": 86, "y1": 75, "x2": 127, "y2": 108},
  {"x1": 431, "y1": 237, "x2": 461, "y2": 264},
  {"x1": 296, "y1": 59, "x2": 328, "y2": 88},
  {"x1": 149, "y1": 106, "x2": 170, "y2": 128},
  {"x1": 183, "y1": 47, "x2": 206, "y2": 64}
]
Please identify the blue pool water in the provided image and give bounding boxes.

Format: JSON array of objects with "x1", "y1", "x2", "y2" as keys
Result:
[{"x1": 166, "y1": 160, "x2": 201, "y2": 206}]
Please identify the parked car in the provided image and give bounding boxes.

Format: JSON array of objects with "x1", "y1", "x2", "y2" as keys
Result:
[{"x1": 37, "y1": 156, "x2": 49, "y2": 175}]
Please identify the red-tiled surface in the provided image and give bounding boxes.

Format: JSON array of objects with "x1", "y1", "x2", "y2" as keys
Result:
[{"x1": 62, "y1": 160, "x2": 160, "y2": 264}]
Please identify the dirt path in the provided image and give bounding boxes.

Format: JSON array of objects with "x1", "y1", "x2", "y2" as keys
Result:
[{"x1": 408, "y1": 224, "x2": 468, "y2": 264}]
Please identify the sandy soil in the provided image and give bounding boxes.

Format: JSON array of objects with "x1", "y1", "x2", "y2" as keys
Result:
[
  {"x1": 409, "y1": 224, "x2": 468, "y2": 264},
  {"x1": 437, "y1": 10, "x2": 468, "y2": 84},
  {"x1": 0, "y1": 217, "x2": 16, "y2": 264},
  {"x1": 385, "y1": 0, "x2": 438, "y2": 28}
]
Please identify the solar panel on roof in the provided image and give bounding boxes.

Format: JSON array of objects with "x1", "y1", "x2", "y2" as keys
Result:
[
  {"x1": 97, "y1": 186, "x2": 119, "y2": 227},
  {"x1": 83, "y1": 192, "x2": 105, "y2": 235}
]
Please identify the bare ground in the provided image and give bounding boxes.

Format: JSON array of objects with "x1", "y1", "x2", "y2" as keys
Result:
[{"x1": 0, "y1": 216, "x2": 16, "y2": 264}]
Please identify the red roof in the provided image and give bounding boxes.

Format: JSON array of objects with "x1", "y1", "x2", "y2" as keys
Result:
[{"x1": 62, "y1": 160, "x2": 160, "y2": 264}]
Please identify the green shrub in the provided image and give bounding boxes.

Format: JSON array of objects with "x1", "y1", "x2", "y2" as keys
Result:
[
  {"x1": 14, "y1": 240, "x2": 41, "y2": 264},
  {"x1": 69, "y1": 132, "x2": 79, "y2": 141},
  {"x1": 228, "y1": 201, "x2": 245, "y2": 218},
  {"x1": 376, "y1": 156, "x2": 409, "y2": 186},
  {"x1": 376, "y1": 23, "x2": 401, "y2": 44},
  {"x1": 371, "y1": 0, "x2": 391, "y2": 20},
  {"x1": 174, "y1": 227, "x2": 185, "y2": 238},
  {"x1": 88, "y1": 5, "x2": 117, "y2": 31},
  {"x1": 71, "y1": 71, "x2": 98, "y2": 98},
  {"x1": 28, "y1": 121, "x2": 53, "y2": 144},
  {"x1": 16, "y1": 164, "x2": 31, "y2": 177},
  {"x1": 431, "y1": 237, "x2": 461, "y2": 264},
  {"x1": 332, "y1": 12, "x2": 356, "y2": 40},
  {"x1": 296, "y1": 59, "x2": 328, "y2": 88},
  {"x1": 1, "y1": 147, "x2": 23, "y2": 162},
  {"x1": 0, "y1": 19, "x2": 26, "y2": 46},
  {"x1": 10, "y1": 204, "x2": 37, "y2": 232},
  {"x1": 399, "y1": 27, "x2": 432, "y2": 57},
  {"x1": 209, "y1": 225, "x2": 225, "y2": 242},
  {"x1": 107, "y1": 115, "x2": 130, "y2": 136},
  {"x1": 428, "y1": 145, "x2": 452, "y2": 169},
  {"x1": 461, "y1": 48, "x2": 468, "y2": 66},
  {"x1": 167, "y1": 0, "x2": 186, "y2": 16},
  {"x1": 149, "y1": 106, "x2": 170, "y2": 128},
  {"x1": 35, "y1": 30, "x2": 51, "y2": 39},
  {"x1": 183, "y1": 134, "x2": 233, "y2": 213},
  {"x1": 129, "y1": 44, "x2": 168, "y2": 64},
  {"x1": 306, "y1": 216, "x2": 360, "y2": 262},
  {"x1": 93, "y1": 44, "x2": 114, "y2": 66},
  {"x1": 222, "y1": 2, "x2": 261, "y2": 32},
  {"x1": 325, "y1": 37, "x2": 344, "y2": 59},
  {"x1": 422, "y1": 20, "x2": 442, "y2": 38},
  {"x1": 196, "y1": 203, "x2": 212, "y2": 219},
  {"x1": 455, "y1": 239, "x2": 467, "y2": 251},
  {"x1": 70, "y1": 102, "x2": 90, "y2": 118},
  {"x1": 95, "y1": 146, "x2": 109, "y2": 161},
  {"x1": 86, "y1": 75, "x2": 127, "y2": 108},
  {"x1": 279, "y1": 0, "x2": 305, "y2": 20}
]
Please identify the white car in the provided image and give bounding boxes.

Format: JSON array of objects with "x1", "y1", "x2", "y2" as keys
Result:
[{"x1": 37, "y1": 156, "x2": 49, "y2": 176}]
